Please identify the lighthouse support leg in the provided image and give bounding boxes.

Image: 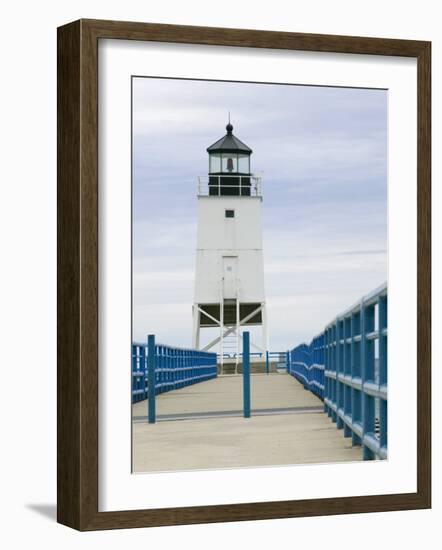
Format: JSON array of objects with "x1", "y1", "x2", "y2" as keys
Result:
[
  {"x1": 192, "y1": 305, "x2": 200, "y2": 349},
  {"x1": 235, "y1": 294, "x2": 240, "y2": 374}
]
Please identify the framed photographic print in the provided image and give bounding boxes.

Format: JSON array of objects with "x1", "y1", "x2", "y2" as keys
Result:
[{"x1": 57, "y1": 19, "x2": 431, "y2": 530}]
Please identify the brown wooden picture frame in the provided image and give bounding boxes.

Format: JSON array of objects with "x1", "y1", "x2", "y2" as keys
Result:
[{"x1": 57, "y1": 19, "x2": 431, "y2": 531}]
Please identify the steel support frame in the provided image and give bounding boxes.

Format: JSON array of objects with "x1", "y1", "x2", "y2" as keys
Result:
[{"x1": 197, "y1": 304, "x2": 264, "y2": 351}]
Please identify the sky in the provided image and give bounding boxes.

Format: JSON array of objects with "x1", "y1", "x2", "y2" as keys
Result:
[{"x1": 132, "y1": 77, "x2": 387, "y2": 351}]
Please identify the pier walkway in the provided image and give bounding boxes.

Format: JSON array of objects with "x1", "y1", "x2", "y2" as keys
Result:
[{"x1": 132, "y1": 373, "x2": 362, "y2": 473}]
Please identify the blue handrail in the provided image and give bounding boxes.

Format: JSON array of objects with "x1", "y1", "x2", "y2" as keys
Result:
[
  {"x1": 132, "y1": 340, "x2": 218, "y2": 404},
  {"x1": 287, "y1": 283, "x2": 388, "y2": 460},
  {"x1": 288, "y1": 336, "x2": 325, "y2": 400}
]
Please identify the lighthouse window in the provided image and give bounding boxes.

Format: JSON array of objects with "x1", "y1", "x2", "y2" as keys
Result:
[{"x1": 225, "y1": 209, "x2": 235, "y2": 218}]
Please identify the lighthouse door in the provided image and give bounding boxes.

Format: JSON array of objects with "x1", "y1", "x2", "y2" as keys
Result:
[{"x1": 222, "y1": 256, "x2": 238, "y2": 299}]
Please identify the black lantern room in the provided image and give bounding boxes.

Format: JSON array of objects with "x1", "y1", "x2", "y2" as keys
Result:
[{"x1": 207, "y1": 122, "x2": 252, "y2": 196}]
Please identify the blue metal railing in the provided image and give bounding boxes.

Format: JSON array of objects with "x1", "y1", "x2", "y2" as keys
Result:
[
  {"x1": 219, "y1": 350, "x2": 287, "y2": 374},
  {"x1": 218, "y1": 351, "x2": 286, "y2": 360},
  {"x1": 132, "y1": 339, "x2": 218, "y2": 405},
  {"x1": 287, "y1": 335, "x2": 325, "y2": 400},
  {"x1": 288, "y1": 283, "x2": 388, "y2": 460}
]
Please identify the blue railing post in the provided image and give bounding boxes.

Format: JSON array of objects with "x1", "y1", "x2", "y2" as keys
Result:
[
  {"x1": 243, "y1": 332, "x2": 251, "y2": 418},
  {"x1": 324, "y1": 330, "x2": 329, "y2": 414},
  {"x1": 147, "y1": 334, "x2": 156, "y2": 424},
  {"x1": 343, "y1": 318, "x2": 351, "y2": 438},
  {"x1": 361, "y1": 300, "x2": 375, "y2": 460},
  {"x1": 336, "y1": 318, "x2": 343, "y2": 429},
  {"x1": 331, "y1": 325, "x2": 337, "y2": 422},
  {"x1": 265, "y1": 350, "x2": 269, "y2": 375},
  {"x1": 379, "y1": 295, "x2": 388, "y2": 454},
  {"x1": 351, "y1": 309, "x2": 361, "y2": 446},
  {"x1": 139, "y1": 345, "x2": 146, "y2": 401}
]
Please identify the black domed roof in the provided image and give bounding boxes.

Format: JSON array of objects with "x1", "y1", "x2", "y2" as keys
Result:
[{"x1": 207, "y1": 123, "x2": 252, "y2": 155}]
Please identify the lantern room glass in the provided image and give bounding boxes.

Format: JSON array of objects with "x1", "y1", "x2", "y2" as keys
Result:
[
  {"x1": 238, "y1": 154, "x2": 250, "y2": 173},
  {"x1": 209, "y1": 153, "x2": 250, "y2": 174},
  {"x1": 221, "y1": 154, "x2": 238, "y2": 173},
  {"x1": 209, "y1": 154, "x2": 221, "y2": 173}
]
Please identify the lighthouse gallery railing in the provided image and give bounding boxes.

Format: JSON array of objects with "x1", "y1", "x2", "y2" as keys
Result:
[
  {"x1": 287, "y1": 283, "x2": 388, "y2": 460},
  {"x1": 197, "y1": 174, "x2": 263, "y2": 197}
]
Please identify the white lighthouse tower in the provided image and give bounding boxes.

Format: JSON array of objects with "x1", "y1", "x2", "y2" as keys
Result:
[{"x1": 192, "y1": 121, "x2": 267, "y2": 371}]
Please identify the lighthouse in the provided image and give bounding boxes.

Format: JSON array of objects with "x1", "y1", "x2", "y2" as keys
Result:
[{"x1": 192, "y1": 121, "x2": 268, "y2": 371}]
